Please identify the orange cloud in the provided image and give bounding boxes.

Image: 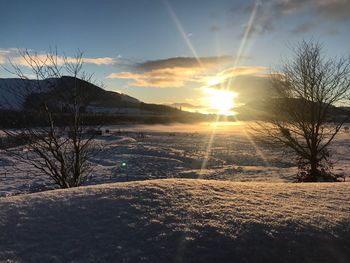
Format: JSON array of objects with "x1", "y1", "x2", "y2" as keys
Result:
[
  {"x1": 0, "y1": 48, "x2": 115, "y2": 66},
  {"x1": 219, "y1": 66, "x2": 267, "y2": 77},
  {"x1": 0, "y1": 48, "x2": 18, "y2": 64},
  {"x1": 107, "y1": 67, "x2": 204, "y2": 88},
  {"x1": 108, "y1": 65, "x2": 268, "y2": 88},
  {"x1": 82, "y1": 57, "x2": 115, "y2": 65},
  {"x1": 12, "y1": 55, "x2": 115, "y2": 66},
  {"x1": 202, "y1": 66, "x2": 266, "y2": 86}
]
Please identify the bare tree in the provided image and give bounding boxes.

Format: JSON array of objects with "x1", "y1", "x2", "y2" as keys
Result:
[
  {"x1": 257, "y1": 40, "x2": 350, "y2": 182},
  {"x1": 1, "y1": 49, "x2": 100, "y2": 188}
]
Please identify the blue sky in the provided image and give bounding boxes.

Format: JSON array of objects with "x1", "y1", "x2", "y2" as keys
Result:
[{"x1": 1, "y1": 0, "x2": 350, "y2": 109}]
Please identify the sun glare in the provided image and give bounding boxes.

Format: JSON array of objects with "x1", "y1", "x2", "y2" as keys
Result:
[
  {"x1": 206, "y1": 76, "x2": 226, "y2": 86},
  {"x1": 204, "y1": 88, "x2": 237, "y2": 115}
]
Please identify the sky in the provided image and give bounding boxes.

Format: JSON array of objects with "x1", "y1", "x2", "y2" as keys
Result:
[{"x1": 1, "y1": 0, "x2": 350, "y2": 113}]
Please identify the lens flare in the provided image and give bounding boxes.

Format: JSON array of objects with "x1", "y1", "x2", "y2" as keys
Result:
[{"x1": 203, "y1": 87, "x2": 237, "y2": 115}]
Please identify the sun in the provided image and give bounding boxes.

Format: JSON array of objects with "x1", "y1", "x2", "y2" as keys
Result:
[{"x1": 204, "y1": 88, "x2": 237, "y2": 115}]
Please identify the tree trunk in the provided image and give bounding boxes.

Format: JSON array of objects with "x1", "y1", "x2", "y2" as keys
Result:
[{"x1": 309, "y1": 156, "x2": 318, "y2": 182}]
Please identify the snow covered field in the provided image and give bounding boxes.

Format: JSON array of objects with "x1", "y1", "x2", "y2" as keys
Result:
[
  {"x1": 1, "y1": 122, "x2": 350, "y2": 196},
  {"x1": 0, "y1": 179, "x2": 349, "y2": 262},
  {"x1": 1, "y1": 123, "x2": 350, "y2": 262}
]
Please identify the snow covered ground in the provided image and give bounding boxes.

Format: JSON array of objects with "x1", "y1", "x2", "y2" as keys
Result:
[
  {"x1": 0, "y1": 179, "x2": 349, "y2": 262},
  {"x1": 1, "y1": 122, "x2": 350, "y2": 196},
  {"x1": 1, "y1": 122, "x2": 350, "y2": 262}
]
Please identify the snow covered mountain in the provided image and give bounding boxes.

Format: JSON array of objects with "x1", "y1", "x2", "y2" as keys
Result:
[{"x1": 0, "y1": 76, "x2": 141, "y2": 112}]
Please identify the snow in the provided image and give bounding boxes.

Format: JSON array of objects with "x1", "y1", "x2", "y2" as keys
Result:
[
  {"x1": 1, "y1": 122, "x2": 350, "y2": 262},
  {"x1": 1, "y1": 122, "x2": 350, "y2": 197},
  {"x1": 0, "y1": 179, "x2": 349, "y2": 262},
  {"x1": 0, "y1": 78, "x2": 53, "y2": 110}
]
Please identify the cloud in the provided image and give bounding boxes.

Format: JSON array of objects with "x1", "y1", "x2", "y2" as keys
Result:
[
  {"x1": 107, "y1": 56, "x2": 266, "y2": 89},
  {"x1": 291, "y1": 21, "x2": 316, "y2": 34},
  {"x1": 165, "y1": 75, "x2": 276, "y2": 112},
  {"x1": 107, "y1": 56, "x2": 237, "y2": 88},
  {"x1": 133, "y1": 56, "x2": 233, "y2": 71},
  {"x1": 219, "y1": 66, "x2": 267, "y2": 77},
  {"x1": 237, "y1": 1, "x2": 277, "y2": 38},
  {"x1": 272, "y1": 0, "x2": 307, "y2": 15},
  {"x1": 13, "y1": 55, "x2": 115, "y2": 66},
  {"x1": 0, "y1": 48, "x2": 115, "y2": 66},
  {"x1": 0, "y1": 54, "x2": 5, "y2": 64},
  {"x1": 315, "y1": 0, "x2": 350, "y2": 21},
  {"x1": 271, "y1": 0, "x2": 350, "y2": 21},
  {"x1": 210, "y1": 25, "x2": 220, "y2": 32},
  {"x1": 234, "y1": 0, "x2": 350, "y2": 38},
  {"x1": 107, "y1": 66, "x2": 203, "y2": 88},
  {"x1": 185, "y1": 75, "x2": 273, "y2": 114},
  {"x1": 81, "y1": 57, "x2": 115, "y2": 65},
  {"x1": 210, "y1": 74, "x2": 274, "y2": 105},
  {"x1": 203, "y1": 66, "x2": 267, "y2": 86},
  {"x1": 0, "y1": 48, "x2": 18, "y2": 64}
]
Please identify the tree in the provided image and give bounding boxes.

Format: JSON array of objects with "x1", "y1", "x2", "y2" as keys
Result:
[
  {"x1": 258, "y1": 40, "x2": 350, "y2": 182},
  {"x1": 1, "y1": 49, "x2": 99, "y2": 188}
]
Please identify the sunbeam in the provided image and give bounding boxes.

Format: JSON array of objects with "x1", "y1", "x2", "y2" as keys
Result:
[
  {"x1": 200, "y1": 114, "x2": 220, "y2": 173},
  {"x1": 242, "y1": 125, "x2": 270, "y2": 167},
  {"x1": 199, "y1": 0, "x2": 261, "y2": 171},
  {"x1": 163, "y1": 0, "x2": 204, "y2": 68},
  {"x1": 164, "y1": 0, "x2": 266, "y2": 178},
  {"x1": 225, "y1": 0, "x2": 260, "y2": 91},
  {"x1": 219, "y1": 0, "x2": 270, "y2": 170}
]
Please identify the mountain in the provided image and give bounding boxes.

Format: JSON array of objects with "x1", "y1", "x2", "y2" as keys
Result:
[
  {"x1": 167, "y1": 102, "x2": 206, "y2": 112},
  {"x1": 235, "y1": 97, "x2": 348, "y2": 121},
  {"x1": 0, "y1": 78, "x2": 54, "y2": 110},
  {"x1": 0, "y1": 76, "x2": 141, "y2": 112},
  {"x1": 0, "y1": 76, "x2": 190, "y2": 115},
  {"x1": 0, "y1": 77, "x2": 220, "y2": 127}
]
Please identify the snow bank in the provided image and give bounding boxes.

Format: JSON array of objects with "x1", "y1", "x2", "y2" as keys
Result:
[{"x1": 0, "y1": 179, "x2": 349, "y2": 262}]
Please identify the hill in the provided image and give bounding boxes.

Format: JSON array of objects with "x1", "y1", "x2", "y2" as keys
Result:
[
  {"x1": 236, "y1": 97, "x2": 349, "y2": 121},
  {"x1": 23, "y1": 76, "x2": 142, "y2": 111},
  {"x1": 0, "y1": 179, "x2": 349, "y2": 262},
  {"x1": 0, "y1": 77, "x2": 140, "y2": 111},
  {"x1": 0, "y1": 77, "x2": 219, "y2": 126}
]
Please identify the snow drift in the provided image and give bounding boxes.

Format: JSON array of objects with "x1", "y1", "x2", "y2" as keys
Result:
[{"x1": 0, "y1": 179, "x2": 349, "y2": 262}]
